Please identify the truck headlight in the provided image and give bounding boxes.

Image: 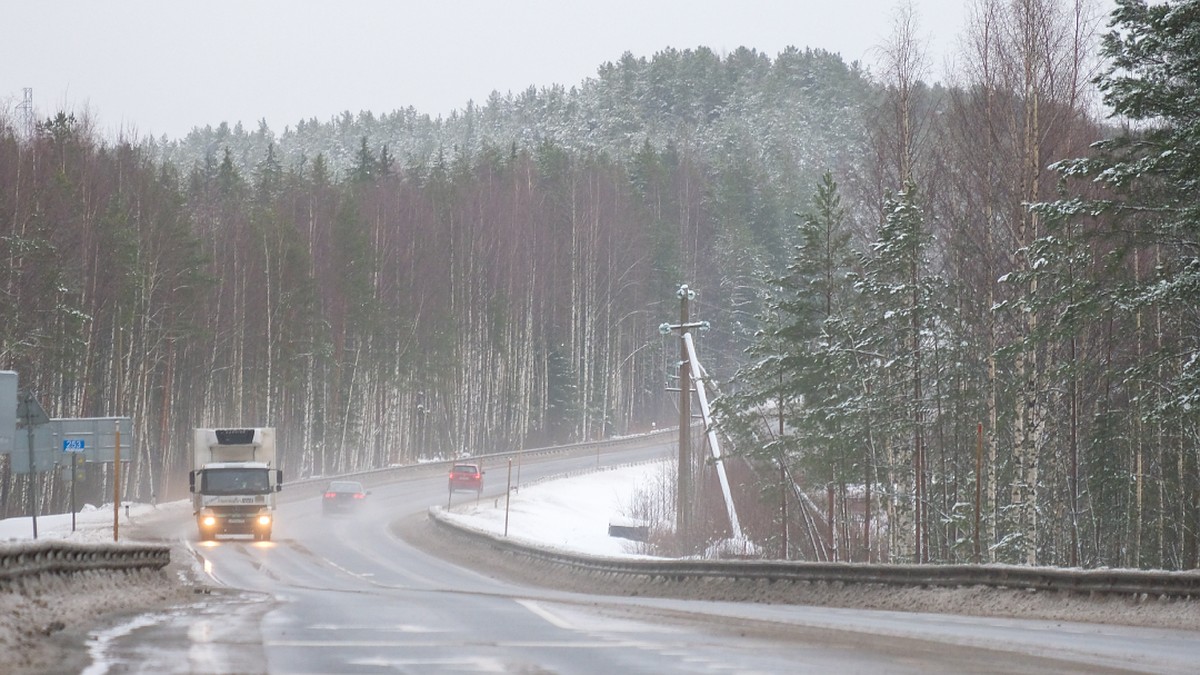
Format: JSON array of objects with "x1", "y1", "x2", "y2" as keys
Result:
[
  {"x1": 257, "y1": 515, "x2": 272, "y2": 527},
  {"x1": 201, "y1": 515, "x2": 217, "y2": 528}
]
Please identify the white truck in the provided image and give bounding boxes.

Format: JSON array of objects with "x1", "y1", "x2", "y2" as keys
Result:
[{"x1": 189, "y1": 427, "x2": 282, "y2": 541}]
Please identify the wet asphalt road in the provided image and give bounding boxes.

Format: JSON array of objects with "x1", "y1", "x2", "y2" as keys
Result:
[{"x1": 90, "y1": 442, "x2": 1200, "y2": 674}]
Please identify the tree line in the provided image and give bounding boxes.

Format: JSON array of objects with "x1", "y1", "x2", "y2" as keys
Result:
[
  {"x1": 2, "y1": 0, "x2": 1196, "y2": 569},
  {"x1": 1, "y1": 120, "x2": 703, "y2": 509},
  {"x1": 719, "y1": 0, "x2": 1199, "y2": 571}
]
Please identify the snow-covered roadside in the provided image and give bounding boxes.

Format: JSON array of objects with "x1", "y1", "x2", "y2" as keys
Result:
[
  {"x1": 0, "y1": 464, "x2": 668, "y2": 673},
  {"x1": 0, "y1": 500, "x2": 186, "y2": 544},
  {"x1": 427, "y1": 461, "x2": 1200, "y2": 632},
  {"x1": 0, "y1": 500, "x2": 201, "y2": 674},
  {"x1": 437, "y1": 460, "x2": 669, "y2": 558},
  {"x1": 7, "y1": 458, "x2": 1198, "y2": 673}
]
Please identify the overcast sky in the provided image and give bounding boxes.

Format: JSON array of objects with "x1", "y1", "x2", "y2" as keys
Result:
[{"x1": 2, "y1": 1, "x2": 1092, "y2": 142}]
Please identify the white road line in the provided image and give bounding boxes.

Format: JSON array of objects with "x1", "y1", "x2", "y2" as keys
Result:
[
  {"x1": 265, "y1": 640, "x2": 628, "y2": 648},
  {"x1": 517, "y1": 599, "x2": 576, "y2": 630}
]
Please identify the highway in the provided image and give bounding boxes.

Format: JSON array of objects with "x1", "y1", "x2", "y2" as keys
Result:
[{"x1": 98, "y1": 439, "x2": 1200, "y2": 674}]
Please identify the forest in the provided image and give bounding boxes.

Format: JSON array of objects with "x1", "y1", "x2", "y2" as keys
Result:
[{"x1": 1, "y1": 0, "x2": 1197, "y2": 570}]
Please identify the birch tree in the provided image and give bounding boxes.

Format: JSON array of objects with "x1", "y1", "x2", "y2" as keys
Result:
[
  {"x1": 950, "y1": 0, "x2": 1102, "y2": 564},
  {"x1": 1036, "y1": 0, "x2": 1200, "y2": 569}
]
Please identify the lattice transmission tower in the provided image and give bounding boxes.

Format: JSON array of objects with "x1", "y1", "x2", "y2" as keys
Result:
[{"x1": 17, "y1": 87, "x2": 34, "y2": 138}]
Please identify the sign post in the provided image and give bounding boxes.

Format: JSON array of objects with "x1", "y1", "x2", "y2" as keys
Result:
[
  {"x1": 16, "y1": 390, "x2": 50, "y2": 539},
  {"x1": 64, "y1": 438, "x2": 85, "y2": 532},
  {"x1": 113, "y1": 421, "x2": 121, "y2": 542},
  {"x1": 27, "y1": 420, "x2": 36, "y2": 539}
]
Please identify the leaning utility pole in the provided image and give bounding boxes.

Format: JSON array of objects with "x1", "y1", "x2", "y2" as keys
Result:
[
  {"x1": 677, "y1": 285, "x2": 692, "y2": 543},
  {"x1": 660, "y1": 284, "x2": 700, "y2": 546}
]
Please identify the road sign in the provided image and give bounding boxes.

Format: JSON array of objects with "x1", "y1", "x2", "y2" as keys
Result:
[
  {"x1": 0, "y1": 371, "x2": 14, "y2": 459},
  {"x1": 10, "y1": 417, "x2": 133, "y2": 474},
  {"x1": 16, "y1": 390, "x2": 50, "y2": 428},
  {"x1": 63, "y1": 438, "x2": 86, "y2": 452},
  {"x1": 61, "y1": 418, "x2": 132, "y2": 462}
]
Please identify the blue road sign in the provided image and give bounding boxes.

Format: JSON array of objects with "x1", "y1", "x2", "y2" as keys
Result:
[{"x1": 10, "y1": 417, "x2": 132, "y2": 473}]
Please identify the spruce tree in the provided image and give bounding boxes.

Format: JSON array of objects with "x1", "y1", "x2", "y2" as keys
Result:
[{"x1": 1035, "y1": 0, "x2": 1200, "y2": 568}]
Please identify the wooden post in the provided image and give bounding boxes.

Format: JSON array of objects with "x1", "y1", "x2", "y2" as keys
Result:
[
  {"x1": 975, "y1": 422, "x2": 983, "y2": 564},
  {"x1": 677, "y1": 286, "x2": 691, "y2": 547},
  {"x1": 779, "y1": 376, "x2": 788, "y2": 560},
  {"x1": 113, "y1": 421, "x2": 121, "y2": 542},
  {"x1": 827, "y1": 483, "x2": 835, "y2": 561},
  {"x1": 26, "y1": 414, "x2": 37, "y2": 540},
  {"x1": 865, "y1": 460, "x2": 873, "y2": 563},
  {"x1": 504, "y1": 457, "x2": 512, "y2": 537},
  {"x1": 780, "y1": 461, "x2": 789, "y2": 560}
]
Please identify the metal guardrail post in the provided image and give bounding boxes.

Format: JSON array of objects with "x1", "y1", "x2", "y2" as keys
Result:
[
  {"x1": 428, "y1": 507, "x2": 1200, "y2": 600},
  {"x1": 0, "y1": 541, "x2": 170, "y2": 582}
]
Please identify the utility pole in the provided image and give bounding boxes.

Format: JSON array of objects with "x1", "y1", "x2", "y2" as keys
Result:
[
  {"x1": 678, "y1": 285, "x2": 691, "y2": 544},
  {"x1": 659, "y1": 284, "x2": 705, "y2": 549}
]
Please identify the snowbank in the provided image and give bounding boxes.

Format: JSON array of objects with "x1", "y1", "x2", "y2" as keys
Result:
[
  {"x1": 0, "y1": 500, "x2": 198, "y2": 674},
  {"x1": 439, "y1": 461, "x2": 668, "y2": 557},
  {"x1": 0, "y1": 501, "x2": 178, "y2": 544}
]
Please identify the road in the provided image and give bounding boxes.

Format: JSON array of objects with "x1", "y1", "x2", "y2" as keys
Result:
[{"x1": 96, "y1": 440, "x2": 1200, "y2": 674}]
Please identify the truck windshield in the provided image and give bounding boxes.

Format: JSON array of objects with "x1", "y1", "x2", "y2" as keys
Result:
[{"x1": 203, "y1": 468, "x2": 270, "y2": 495}]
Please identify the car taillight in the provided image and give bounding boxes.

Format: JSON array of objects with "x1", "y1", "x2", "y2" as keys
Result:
[
  {"x1": 324, "y1": 492, "x2": 336, "y2": 498},
  {"x1": 354, "y1": 493, "x2": 365, "y2": 499}
]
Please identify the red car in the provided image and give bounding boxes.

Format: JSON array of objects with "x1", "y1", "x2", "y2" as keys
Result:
[{"x1": 448, "y1": 463, "x2": 483, "y2": 494}]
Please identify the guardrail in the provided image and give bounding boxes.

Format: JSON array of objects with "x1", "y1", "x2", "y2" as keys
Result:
[
  {"x1": 0, "y1": 540, "x2": 170, "y2": 582},
  {"x1": 428, "y1": 507, "x2": 1200, "y2": 600}
]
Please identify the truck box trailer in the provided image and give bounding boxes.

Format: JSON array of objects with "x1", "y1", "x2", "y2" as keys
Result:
[{"x1": 189, "y1": 427, "x2": 282, "y2": 541}]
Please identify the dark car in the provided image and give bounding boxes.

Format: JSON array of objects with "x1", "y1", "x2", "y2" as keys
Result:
[
  {"x1": 322, "y1": 480, "x2": 368, "y2": 515},
  {"x1": 448, "y1": 463, "x2": 483, "y2": 494}
]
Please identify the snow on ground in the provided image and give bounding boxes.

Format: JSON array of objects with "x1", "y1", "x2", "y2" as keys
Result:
[
  {"x1": 0, "y1": 501, "x2": 180, "y2": 544},
  {"x1": 0, "y1": 461, "x2": 667, "y2": 549},
  {"x1": 0, "y1": 461, "x2": 665, "y2": 673},
  {"x1": 428, "y1": 462, "x2": 1200, "y2": 635},
  {"x1": 437, "y1": 460, "x2": 668, "y2": 558},
  {"x1": 3, "y1": 459, "x2": 1199, "y2": 672},
  {"x1": 0, "y1": 501, "x2": 198, "y2": 675}
]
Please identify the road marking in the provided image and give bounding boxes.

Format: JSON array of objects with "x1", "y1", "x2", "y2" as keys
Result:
[
  {"x1": 265, "y1": 640, "x2": 629, "y2": 648},
  {"x1": 517, "y1": 599, "x2": 575, "y2": 630},
  {"x1": 308, "y1": 623, "x2": 440, "y2": 633},
  {"x1": 350, "y1": 657, "x2": 508, "y2": 672}
]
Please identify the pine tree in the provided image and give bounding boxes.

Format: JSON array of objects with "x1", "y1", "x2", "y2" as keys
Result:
[
  {"x1": 849, "y1": 182, "x2": 944, "y2": 562},
  {"x1": 377, "y1": 144, "x2": 395, "y2": 178},
  {"x1": 352, "y1": 136, "x2": 377, "y2": 183},
  {"x1": 1036, "y1": 0, "x2": 1200, "y2": 569},
  {"x1": 715, "y1": 172, "x2": 858, "y2": 558}
]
